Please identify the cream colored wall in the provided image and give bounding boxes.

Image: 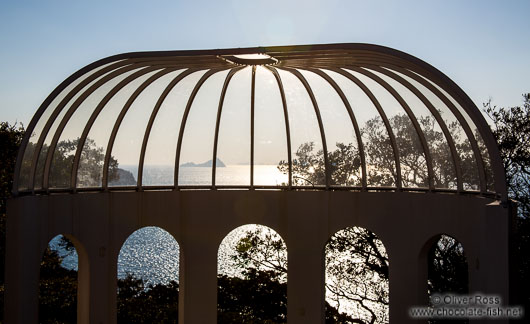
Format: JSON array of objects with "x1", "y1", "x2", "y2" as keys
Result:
[{"x1": 5, "y1": 191, "x2": 511, "y2": 324}]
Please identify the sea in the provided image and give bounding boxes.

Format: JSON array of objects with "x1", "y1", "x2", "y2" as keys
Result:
[{"x1": 49, "y1": 165, "x2": 287, "y2": 287}]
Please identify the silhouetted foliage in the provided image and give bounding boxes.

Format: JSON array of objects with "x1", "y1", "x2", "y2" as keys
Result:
[
  {"x1": 117, "y1": 274, "x2": 179, "y2": 324},
  {"x1": 427, "y1": 235, "x2": 469, "y2": 324},
  {"x1": 485, "y1": 94, "x2": 530, "y2": 321},
  {"x1": 278, "y1": 113, "x2": 480, "y2": 190},
  {"x1": 218, "y1": 269, "x2": 287, "y2": 323},
  {"x1": 233, "y1": 224, "x2": 389, "y2": 324},
  {"x1": 0, "y1": 122, "x2": 25, "y2": 323},
  {"x1": 0, "y1": 122, "x2": 24, "y2": 276},
  {"x1": 39, "y1": 245, "x2": 78, "y2": 324},
  {"x1": 19, "y1": 137, "x2": 122, "y2": 189},
  {"x1": 326, "y1": 227, "x2": 389, "y2": 323},
  {"x1": 47, "y1": 137, "x2": 120, "y2": 188},
  {"x1": 428, "y1": 235, "x2": 468, "y2": 296}
]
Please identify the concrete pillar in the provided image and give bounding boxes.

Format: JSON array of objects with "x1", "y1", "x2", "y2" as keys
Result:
[
  {"x1": 4, "y1": 198, "x2": 43, "y2": 324},
  {"x1": 389, "y1": 243, "x2": 424, "y2": 323},
  {"x1": 80, "y1": 246, "x2": 116, "y2": 324},
  {"x1": 74, "y1": 242, "x2": 90, "y2": 324},
  {"x1": 286, "y1": 240, "x2": 326, "y2": 324},
  {"x1": 467, "y1": 202, "x2": 511, "y2": 324},
  {"x1": 178, "y1": 239, "x2": 218, "y2": 324},
  {"x1": 74, "y1": 193, "x2": 114, "y2": 324},
  {"x1": 286, "y1": 193, "x2": 327, "y2": 324}
]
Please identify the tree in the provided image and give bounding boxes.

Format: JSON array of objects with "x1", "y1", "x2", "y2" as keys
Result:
[
  {"x1": 233, "y1": 220, "x2": 388, "y2": 323},
  {"x1": 0, "y1": 122, "x2": 24, "y2": 278},
  {"x1": 426, "y1": 235, "x2": 469, "y2": 324},
  {"x1": 484, "y1": 94, "x2": 530, "y2": 217},
  {"x1": 117, "y1": 274, "x2": 179, "y2": 324},
  {"x1": 19, "y1": 137, "x2": 126, "y2": 189},
  {"x1": 39, "y1": 245, "x2": 78, "y2": 324},
  {"x1": 484, "y1": 94, "x2": 530, "y2": 321},
  {"x1": 47, "y1": 138, "x2": 122, "y2": 188},
  {"x1": 225, "y1": 226, "x2": 357, "y2": 323},
  {"x1": 0, "y1": 122, "x2": 25, "y2": 323},
  {"x1": 218, "y1": 269, "x2": 287, "y2": 324},
  {"x1": 239, "y1": 112, "x2": 482, "y2": 323},
  {"x1": 427, "y1": 235, "x2": 468, "y2": 296},
  {"x1": 325, "y1": 227, "x2": 389, "y2": 323}
]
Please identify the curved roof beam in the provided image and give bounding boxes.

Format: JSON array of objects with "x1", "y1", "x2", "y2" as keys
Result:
[
  {"x1": 302, "y1": 67, "x2": 367, "y2": 189},
  {"x1": 27, "y1": 59, "x2": 135, "y2": 191},
  {"x1": 349, "y1": 66, "x2": 435, "y2": 190},
  {"x1": 379, "y1": 63, "x2": 488, "y2": 193},
  {"x1": 137, "y1": 68, "x2": 199, "y2": 189},
  {"x1": 265, "y1": 66, "x2": 293, "y2": 189},
  {"x1": 42, "y1": 61, "x2": 167, "y2": 190},
  {"x1": 174, "y1": 68, "x2": 230, "y2": 188},
  {"x1": 330, "y1": 68, "x2": 403, "y2": 190},
  {"x1": 364, "y1": 64, "x2": 463, "y2": 191},
  {"x1": 278, "y1": 67, "x2": 331, "y2": 189},
  {"x1": 212, "y1": 67, "x2": 246, "y2": 188},
  {"x1": 250, "y1": 66, "x2": 256, "y2": 188},
  {"x1": 413, "y1": 70, "x2": 503, "y2": 196},
  {"x1": 353, "y1": 53, "x2": 498, "y2": 195},
  {"x1": 99, "y1": 67, "x2": 180, "y2": 189}
]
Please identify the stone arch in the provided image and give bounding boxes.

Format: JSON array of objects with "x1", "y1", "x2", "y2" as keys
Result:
[
  {"x1": 324, "y1": 226, "x2": 390, "y2": 323},
  {"x1": 424, "y1": 234, "x2": 469, "y2": 297},
  {"x1": 38, "y1": 233, "x2": 89, "y2": 324},
  {"x1": 217, "y1": 224, "x2": 288, "y2": 323},
  {"x1": 116, "y1": 226, "x2": 181, "y2": 323}
]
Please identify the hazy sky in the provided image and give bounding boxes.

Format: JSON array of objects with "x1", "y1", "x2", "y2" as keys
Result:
[{"x1": 1, "y1": 0, "x2": 529, "y2": 127}]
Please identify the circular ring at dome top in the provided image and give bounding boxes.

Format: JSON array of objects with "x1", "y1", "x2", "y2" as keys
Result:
[
  {"x1": 12, "y1": 43, "x2": 507, "y2": 201},
  {"x1": 220, "y1": 54, "x2": 279, "y2": 65}
]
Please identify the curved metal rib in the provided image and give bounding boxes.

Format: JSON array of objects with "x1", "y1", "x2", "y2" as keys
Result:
[
  {"x1": 212, "y1": 67, "x2": 245, "y2": 188},
  {"x1": 356, "y1": 54, "x2": 491, "y2": 193},
  {"x1": 330, "y1": 67, "x2": 403, "y2": 189},
  {"x1": 376, "y1": 51, "x2": 502, "y2": 194},
  {"x1": 28, "y1": 59, "x2": 134, "y2": 191},
  {"x1": 137, "y1": 68, "x2": 199, "y2": 188},
  {"x1": 174, "y1": 68, "x2": 229, "y2": 188},
  {"x1": 350, "y1": 66, "x2": 435, "y2": 190},
  {"x1": 277, "y1": 67, "x2": 331, "y2": 188},
  {"x1": 386, "y1": 65, "x2": 487, "y2": 193},
  {"x1": 100, "y1": 67, "x2": 179, "y2": 189},
  {"x1": 250, "y1": 66, "x2": 256, "y2": 189},
  {"x1": 42, "y1": 61, "x2": 163, "y2": 189},
  {"x1": 304, "y1": 67, "x2": 368, "y2": 189},
  {"x1": 265, "y1": 66, "x2": 293, "y2": 189},
  {"x1": 72, "y1": 66, "x2": 176, "y2": 189},
  {"x1": 367, "y1": 64, "x2": 463, "y2": 191}
]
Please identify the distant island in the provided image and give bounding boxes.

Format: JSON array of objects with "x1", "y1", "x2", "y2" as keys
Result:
[
  {"x1": 180, "y1": 158, "x2": 226, "y2": 168},
  {"x1": 109, "y1": 168, "x2": 137, "y2": 186}
]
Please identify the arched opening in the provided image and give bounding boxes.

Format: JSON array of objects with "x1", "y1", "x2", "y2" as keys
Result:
[
  {"x1": 217, "y1": 224, "x2": 287, "y2": 323},
  {"x1": 427, "y1": 234, "x2": 468, "y2": 324},
  {"x1": 325, "y1": 226, "x2": 389, "y2": 324},
  {"x1": 39, "y1": 234, "x2": 79, "y2": 324},
  {"x1": 116, "y1": 226, "x2": 180, "y2": 323}
]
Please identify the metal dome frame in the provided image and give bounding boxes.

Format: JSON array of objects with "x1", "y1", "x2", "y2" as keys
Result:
[
  {"x1": 12, "y1": 43, "x2": 506, "y2": 200},
  {"x1": 5, "y1": 44, "x2": 512, "y2": 324}
]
